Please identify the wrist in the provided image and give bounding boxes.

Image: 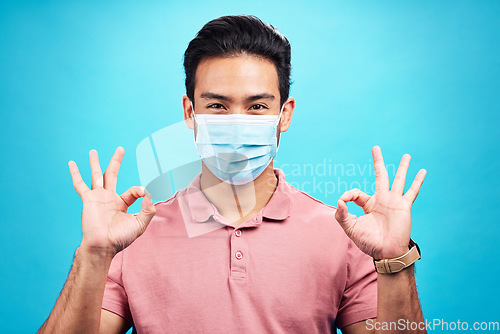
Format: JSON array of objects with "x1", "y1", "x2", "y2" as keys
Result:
[
  {"x1": 373, "y1": 238, "x2": 421, "y2": 274},
  {"x1": 77, "y1": 243, "x2": 117, "y2": 263}
]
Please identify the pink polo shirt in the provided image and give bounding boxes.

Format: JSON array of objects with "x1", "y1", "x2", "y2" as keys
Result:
[{"x1": 102, "y1": 168, "x2": 377, "y2": 333}]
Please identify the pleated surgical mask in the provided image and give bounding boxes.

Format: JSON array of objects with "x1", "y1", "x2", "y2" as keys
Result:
[{"x1": 192, "y1": 103, "x2": 283, "y2": 185}]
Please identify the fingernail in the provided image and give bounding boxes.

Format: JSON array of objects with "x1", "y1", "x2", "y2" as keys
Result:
[{"x1": 145, "y1": 189, "x2": 152, "y2": 199}]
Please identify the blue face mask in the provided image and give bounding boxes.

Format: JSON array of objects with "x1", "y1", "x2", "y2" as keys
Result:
[{"x1": 192, "y1": 104, "x2": 283, "y2": 185}]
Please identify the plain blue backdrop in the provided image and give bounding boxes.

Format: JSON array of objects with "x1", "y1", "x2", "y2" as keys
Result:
[{"x1": 1, "y1": 0, "x2": 499, "y2": 332}]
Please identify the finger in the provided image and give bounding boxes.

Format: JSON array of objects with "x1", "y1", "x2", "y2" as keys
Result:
[
  {"x1": 104, "y1": 147, "x2": 125, "y2": 192},
  {"x1": 372, "y1": 146, "x2": 390, "y2": 192},
  {"x1": 68, "y1": 161, "x2": 90, "y2": 197},
  {"x1": 403, "y1": 169, "x2": 427, "y2": 203},
  {"x1": 335, "y1": 199, "x2": 356, "y2": 233},
  {"x1": 391, "y1": 154, "x2": 411, "y2": 194},
  {"x1": 89, "y1": 149, "x2": 103, "y2": 189},
  {"x1": 340, "y1": 189, "x2": 370, "y2": 209},
  {"x1": 135, "y1": 196, "x2": 157, "y2": 234},
  {"x1": 120, "y1": 186, "x2": 148, "y2": 208}
]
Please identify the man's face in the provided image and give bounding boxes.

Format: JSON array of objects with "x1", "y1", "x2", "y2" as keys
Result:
[
  {"x1": 183, "y1": 54, "x2": 294, "y2": 134},
  {"x1": 194, "y1": 55, "x2": 281, "y2": 116}
]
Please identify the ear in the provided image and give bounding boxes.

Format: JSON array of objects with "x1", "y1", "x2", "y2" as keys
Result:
[
  {"x1": 182, "y1": 94, "x2": 195, "y2": 130},
  {"x1": 279, "y1": 97, "x2": 295, "y2": 132}
]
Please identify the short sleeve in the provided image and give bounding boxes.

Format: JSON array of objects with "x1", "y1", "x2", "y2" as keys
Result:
[
  {"x1": 102, "y1": 250, "x2": 133, "y2": 323},
  {"x1": 336, "y1": 238, "x2": 378, "y2": 329}
]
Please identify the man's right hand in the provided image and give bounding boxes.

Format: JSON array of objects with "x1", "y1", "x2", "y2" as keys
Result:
[{"x1": 68, "y1": 147, "x2": 157, "y2": 257}]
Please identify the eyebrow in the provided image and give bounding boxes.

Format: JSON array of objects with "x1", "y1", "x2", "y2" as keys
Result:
[{"x1": 200, "y1": 92, "x2": 276, "y2": 103}]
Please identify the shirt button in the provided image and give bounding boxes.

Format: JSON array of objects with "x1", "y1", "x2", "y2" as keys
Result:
[
  {"x1": 235, "y1": 251, "x2": 243, "y2": 260},
  {"x1": 234, "y1": 230, "x2": 242, "y2": 237}
]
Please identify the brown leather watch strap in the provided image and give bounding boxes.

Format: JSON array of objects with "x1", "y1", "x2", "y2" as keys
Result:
[{"x1": 373, "y1": 239, "x2": 421, "y2": 274}]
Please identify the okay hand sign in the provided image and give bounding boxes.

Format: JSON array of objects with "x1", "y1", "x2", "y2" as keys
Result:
[
  {"x1": 335, "y1": 146, "x2": 426, "y2": 260},
  {"x1": 68, "y1": 147, "x2": 156, "y2": 256}
]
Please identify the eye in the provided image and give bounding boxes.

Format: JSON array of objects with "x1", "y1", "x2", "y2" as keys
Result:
[
  {"x1": 249, "y1": 104, "x2": 268, "y2": 111},
  {"x1": 207, "y1": 103, "x2": 226, "y2": 110}
]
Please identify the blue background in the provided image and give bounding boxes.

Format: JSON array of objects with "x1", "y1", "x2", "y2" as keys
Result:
[{"x1": 1, "y1": 0, "x2": 499, "y2": 332}]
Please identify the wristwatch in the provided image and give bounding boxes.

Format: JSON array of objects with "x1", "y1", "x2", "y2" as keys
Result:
[{"x1": 373, "y1": 238, "x2": 421, "y2": 274}]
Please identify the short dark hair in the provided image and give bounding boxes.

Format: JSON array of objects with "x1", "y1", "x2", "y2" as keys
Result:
[{"x1": 183, "y1": 15, "x2": 291, "y2": 107}]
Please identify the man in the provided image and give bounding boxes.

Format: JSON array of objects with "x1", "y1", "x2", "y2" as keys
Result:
[{"x1": 39, "y1": 15, "x2": 427, "y2": 333}]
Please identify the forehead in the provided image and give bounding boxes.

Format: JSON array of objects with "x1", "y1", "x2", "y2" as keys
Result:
[{"x1": 194, "y1": 55, "x2": 279, "y2": 98}]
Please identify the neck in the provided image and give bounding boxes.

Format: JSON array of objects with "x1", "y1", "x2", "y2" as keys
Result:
[{"x1": 200, "y1": 162, "x2": 278, "y2": 226}]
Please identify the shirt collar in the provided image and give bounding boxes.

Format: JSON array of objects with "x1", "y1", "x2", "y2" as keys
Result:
[
  {"x1": 261, "y1": 168, "x2": 292, "y2": 221},
  {"x1": 183, "y1": 168, "x2": 291, "y2": 224}
]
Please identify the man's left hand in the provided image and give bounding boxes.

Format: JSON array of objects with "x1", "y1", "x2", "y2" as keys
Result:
[{"x1": 335, "y1": 146, "x2": 427, "y2": 259}]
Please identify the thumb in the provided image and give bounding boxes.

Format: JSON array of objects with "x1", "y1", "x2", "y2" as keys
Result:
[
  {"x1": 135, "y1": 192, "x2": 157, "y2": 233},
  {"x1": 335, "y1": 199, "x2": 355, "y2": 232}
]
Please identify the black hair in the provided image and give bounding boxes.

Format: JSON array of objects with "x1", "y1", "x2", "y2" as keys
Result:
[{"x1": 183, "y1": 15, "x2": 291, "y2": 107}]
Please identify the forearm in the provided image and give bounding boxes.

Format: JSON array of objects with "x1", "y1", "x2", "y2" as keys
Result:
[
  {"x1": 375, "y1": 264, "x2": 426, "y2": 333},
  {"x1": 38, "y1": 246, "x2": 114, "y2": 334}
]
